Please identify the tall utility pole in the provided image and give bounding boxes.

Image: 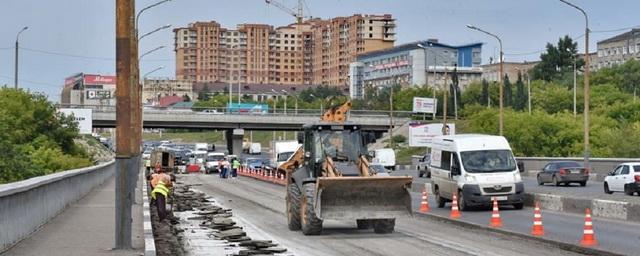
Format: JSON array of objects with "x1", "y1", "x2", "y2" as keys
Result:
[
  {"x1": 467, "y1": 24, "x2": 503, "y2": 135},
  {"x1": 14, "y1": 26, "x2": 28, "y2": 89},
  {"x1": 559, "y1": 0, "x2": 590, "y2": 170},
  {"x1": 573, "y1": 55, "x2": 577, "y2": 117},
  {"x1": 115, "y1": 0, "x2": 139, "y2": 249},
  {"x1": 389, "y1": 78, "x2": 395, "y2": 149}
]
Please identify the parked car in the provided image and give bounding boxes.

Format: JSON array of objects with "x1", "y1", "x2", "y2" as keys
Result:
[
  {"x1": 244, "y1": 158, "x2": 264, "y2": 170},
  {"x1": 603, "y1": 162, "x2": 640, "y2": 195},
  {"x1": 369, "y1": 164, "x2": 390, "y2": 176},
  {"x1": 537, "y1": 161, "x2": 589, "y2": 186},
  {"x1": 417, "y1": 154, "x2": 431, "y2": 178}
]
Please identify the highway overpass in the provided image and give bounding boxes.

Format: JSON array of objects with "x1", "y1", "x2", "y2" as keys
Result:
[{"x1": 90, "y1": 108, "x2": 410, "y2": 132}]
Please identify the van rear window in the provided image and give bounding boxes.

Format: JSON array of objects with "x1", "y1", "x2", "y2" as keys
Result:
[{"x1": 634, "y1": 165, "x2": 640, "y2": 173}]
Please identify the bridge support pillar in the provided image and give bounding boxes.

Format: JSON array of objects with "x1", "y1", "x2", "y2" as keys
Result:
[{"x1": 226, "y1": 129, "x2": 244, "y2": 156}]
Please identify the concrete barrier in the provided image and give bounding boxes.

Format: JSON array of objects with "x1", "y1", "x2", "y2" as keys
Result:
[{"x1": 0, "y1": 160, "x2": 115, "y2": 252}]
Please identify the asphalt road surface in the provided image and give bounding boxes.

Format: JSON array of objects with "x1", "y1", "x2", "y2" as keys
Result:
[{"x1": 177, "y1": 174, "x2": 590, "y2": 256}]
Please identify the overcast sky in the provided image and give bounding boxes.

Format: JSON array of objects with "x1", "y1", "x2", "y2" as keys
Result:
[{"x1": 1, "y1": 0, "x2": 638, "y2": 102}]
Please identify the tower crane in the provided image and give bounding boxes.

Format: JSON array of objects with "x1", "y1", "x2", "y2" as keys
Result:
[{"x1": 264, "y1": 0, "x2": 304, "y2": 24}]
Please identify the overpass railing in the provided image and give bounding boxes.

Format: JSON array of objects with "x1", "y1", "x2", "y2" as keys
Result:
[
  {"x1": 0, "y1": 160, "x2": 115, "y2": 252},
  {"x1": 58, "y1": 104, "x2": 418, "y2": 118}
]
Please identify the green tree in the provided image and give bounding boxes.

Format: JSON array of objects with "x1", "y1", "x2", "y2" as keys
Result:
[
  {"x1": 531, "y1": 35, "x2": 584, "y2": 81},
  {"x1": 504, "y1": 74, "x2": 513, "y2": 108},
  {"x1": 514, "y1": 72, "x2": 526, "y2": 111},
  {"x1": 481, "y1": 79, "x2": 489, "y2": 107},
  {"x1": 0, "y1": 88, "x2": 91, "y2": 183}
]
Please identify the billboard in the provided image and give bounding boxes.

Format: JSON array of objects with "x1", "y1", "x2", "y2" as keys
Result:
[
  {"x1": 83, "y1": 74, "x2": 116, "y2": 85},
  {"x1": 59, "y1": 108, "x2": 93, "y2": 134},
  {"x1": 409, "y1": 122, "x2": 456, "y2": 147},
  {"x1": 64, "y1": 73, "x2": 83, "y2": 88},
  {"x1": 412, "y1": 97, "x2": 437, "y2": 114},
  {"x1": 227, "y1": 103, "x2": 269, "y2": 114}
]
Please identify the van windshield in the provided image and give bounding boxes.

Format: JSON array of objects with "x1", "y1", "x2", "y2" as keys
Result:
[{"x1": 460, "y1": 150, "x2": 516, "y2": 173}]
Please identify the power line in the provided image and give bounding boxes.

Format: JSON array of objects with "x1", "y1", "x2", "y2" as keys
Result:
[
  {"x1": 0, "y1": 74, "x2": 60, "y2": 88},
  {"x1": 18, "y1": 46, "x2": 173, "y2": 62}
]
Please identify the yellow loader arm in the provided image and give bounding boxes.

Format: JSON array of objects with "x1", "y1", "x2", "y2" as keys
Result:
[{"x1": 321, "y1": 101, "x2": 352, "y2": 123}]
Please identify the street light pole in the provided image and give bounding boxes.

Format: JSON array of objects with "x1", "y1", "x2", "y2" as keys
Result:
[
  {"x1": 14, "y1": 26, "x2": 28, "y2": 89},
  {"x1": 138, "y1": 24, "x2": 171, "y2": 41},
  {"x1": 573, "y1": 55, "x2": 577, "y2": 117},
  {"x1": 467, "y1": 24, "x2": 504, "y2": 136},
  {"x1": 139, "y1": 45, "x2": 165, "y2": 61},
  {"x1": 559, "y1": 0, "x2": 590, "y2": 170}
]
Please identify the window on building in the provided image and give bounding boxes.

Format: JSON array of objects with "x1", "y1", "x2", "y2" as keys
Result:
[
  {"x1": 369, "y1": 33, "x2": 373, "y2": 38},
  {"x1": 369, "y1": 26, "x2": 373, "y2": 31}
]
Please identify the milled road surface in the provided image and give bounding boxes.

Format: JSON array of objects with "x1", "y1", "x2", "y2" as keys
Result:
[{"x1": 178, "y1": 174, "x2": 587, "y2": 256}]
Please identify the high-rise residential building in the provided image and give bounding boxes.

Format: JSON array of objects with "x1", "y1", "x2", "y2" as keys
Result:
[{"x1": 173, "y1": 14, "x2": 395, "y2": 87}]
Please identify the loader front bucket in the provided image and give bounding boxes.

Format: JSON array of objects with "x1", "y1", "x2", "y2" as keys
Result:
[{"x1": 315, "y1": 176, "x2": 413, "y2": 221}]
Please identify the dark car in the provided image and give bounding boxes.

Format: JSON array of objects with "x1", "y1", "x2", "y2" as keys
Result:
[
  {"x1": 537, "y1": 161, "x2": 589, "y2": 186},
  {"x1": 244, "y1": 158, "x2": 264, "y2": 169}
]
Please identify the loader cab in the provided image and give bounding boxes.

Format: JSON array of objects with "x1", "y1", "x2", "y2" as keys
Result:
[{"x1": 302, "y1": 124, "x2": 367, "y2": 177}]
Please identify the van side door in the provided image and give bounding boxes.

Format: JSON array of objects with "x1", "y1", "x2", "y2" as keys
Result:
[{"x1": 431, "y1": 150, "x2": 457, "y2": 199}]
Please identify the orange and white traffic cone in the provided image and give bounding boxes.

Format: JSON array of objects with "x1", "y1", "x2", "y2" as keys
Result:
[
  {"x1": 419, "y1": 188, "x2": 430, "y2": 213},
  {"x1": 580, "y1": 208, "x2": 597, "y2": 246},
  {"x1": 450, "y1": 192, "x2": 461, "y2": 218},
  {"x1": 489, "y1": 197, "x2": 503, "y2": 227},
  {"x1": 531, "y1": 201, "x2": 544, "y2": 236}
]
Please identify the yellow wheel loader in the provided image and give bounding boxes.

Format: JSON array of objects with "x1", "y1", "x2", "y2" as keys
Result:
[{"x1": 281, "y1": 101, "x2": 413, "y2": 235}]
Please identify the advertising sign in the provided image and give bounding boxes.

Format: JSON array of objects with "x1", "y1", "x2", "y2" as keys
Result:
[
  {"x1": 412, "y1": 97, "x2": 437, "y2": 114},
  {"x1": 59, "y1": 108, "x2": 92, "y2": 134},
  {"x1": 64, "y1": 73, "x2": 83, "y2": 88},
  {"x1": 83, "y1": 74, "x2": 116, "y2": 85},
  {"x1": 86, "y1": 90, "x2": 112, "y2": 99},
  {"x1": 409, "y1": 122, "x2": 456, "y2": 147},
  {"x1": 227, "y1": 103, "x2": 269, "y2": 114}
]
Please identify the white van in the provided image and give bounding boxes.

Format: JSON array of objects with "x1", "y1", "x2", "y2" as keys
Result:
[
  {"x1": 428, "y1": 134, "x2": 524, "y2": 210},
  {"x1": 370, "y1": 148, "x2": 396, "y2": 171}
]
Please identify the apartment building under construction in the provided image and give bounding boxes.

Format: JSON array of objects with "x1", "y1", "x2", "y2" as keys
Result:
[{"x1": 173, "y1": 14, "x2": 395, "y2": 86}]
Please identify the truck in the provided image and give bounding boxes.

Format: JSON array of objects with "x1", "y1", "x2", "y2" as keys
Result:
[
  {"x1": 427, "y1": 134, "x2": 525, "y2": 210},
  {"x1": 370, "y1": 148, "x2": 396, "y2": 171},
  {"x1": 149, "y1": 149, "x2": 177, "y2": 174},
  {"x1": 280, "y1": 101, "x2": 413, "y2": 235},
  {"x1": 272, "y1": 140, "x2": 301, "y2": 170},
  {"x1": 249, "y1": 142, "x2": 261, "y2": 155},
  {"x1": 205, "y1": 152, "x2": 225, "y2": 174}
]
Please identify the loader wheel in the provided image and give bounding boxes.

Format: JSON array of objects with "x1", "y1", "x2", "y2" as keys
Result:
[
  {"x1": 301, "y1": 183, "x2": 323, "y2": 235},
  {"x1": 373, "y1": 219, "x2": 395, "y2": 234},
  {"x1": 286, "y1": 183, "x2": 302, "y2": 231},
  {"x1": 356, "y1": 219, "x2": 372, "y2": 229}
]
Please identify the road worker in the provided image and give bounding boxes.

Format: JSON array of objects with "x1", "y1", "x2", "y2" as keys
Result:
[
  {"x1": 151, "y1": 174, "x2": 172, "y2": 221},
  {"x1": 231, "y1": 158, "x2": 240, "y2": 178}
]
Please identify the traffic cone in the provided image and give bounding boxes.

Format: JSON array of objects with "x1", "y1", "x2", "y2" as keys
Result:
[
  {"x1": 419, "y1": 188, "x2": 430, "y2": 213},
  {"x1": 580, "y1": 208, "x2": 597, "y2": 246},
  {"x1": 531, "y1": 201, "x2": 544, "y2": 236},
  {"x1": 450, "y1": 192, "x2": 461, "y2": 218},
  {"x1": 489, "y1": 197, "x2": 503, "y2": 228}
]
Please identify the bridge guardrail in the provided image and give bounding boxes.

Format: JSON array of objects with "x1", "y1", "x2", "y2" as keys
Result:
[{"x1": 0, "y1": 160, "x2": 115, "y2": 252}]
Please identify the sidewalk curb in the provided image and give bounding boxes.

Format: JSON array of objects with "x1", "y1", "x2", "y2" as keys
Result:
[
  {"x1": 412, "y1": 211, "x2": 623, "y2": 256},
  {"x1": 411, "y1": 182, "x2": 640, "y2": 223},
  {"x1": 142, "y1": 178, "x2": 156, "y2": 256}
]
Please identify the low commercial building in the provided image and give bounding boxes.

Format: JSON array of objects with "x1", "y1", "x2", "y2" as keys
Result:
[
  {"x1": 348, "y1": 39, "x2": 483, "y2": 99},
  {"x1": 192, "y1": 82, "x2": 345, "y2": 102},
  {"x1": 481, "y1": 61, "x2": 538, "y2": 82},
  {"x1": 60, "y1": 73, "x2": 116, "y2": 106},
  {"x1": 142, "y1": 78, "x2": 195, "y2": 106}
]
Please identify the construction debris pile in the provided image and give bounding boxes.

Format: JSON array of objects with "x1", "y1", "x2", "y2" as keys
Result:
[{"x1": 154, "y1": 182, "x2": 289, "y2": 256}]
